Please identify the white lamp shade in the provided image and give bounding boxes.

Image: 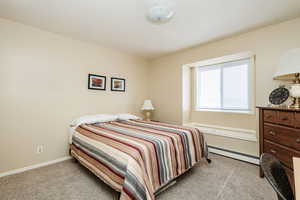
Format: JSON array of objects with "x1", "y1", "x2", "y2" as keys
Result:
[
  {"x1": 274, "y1": 48, "x2": 300, "y2": 80},
  {"x1": 141, "y1": 100, "x2": 154, "y2": 110}
]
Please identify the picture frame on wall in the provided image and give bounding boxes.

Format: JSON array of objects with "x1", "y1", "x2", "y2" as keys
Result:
[
  {"x1": 88, "y1": 74, "x2": 106, "y2": 90},
  {"x1": 111, "y1": 77, "x2": 126, "y2": 92}
]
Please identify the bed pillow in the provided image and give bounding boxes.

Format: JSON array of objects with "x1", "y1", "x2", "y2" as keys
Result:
[
  {"x1": 70, "y1": 114, "x2": 117, "y2": 127},
  {"x1": 117, "y1": 113, "x2": 141, "y2": 121}
]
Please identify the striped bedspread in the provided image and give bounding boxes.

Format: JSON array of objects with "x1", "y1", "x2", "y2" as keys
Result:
[{"x1": 70, "y1": 120, "x2": 208, "y2": 200}]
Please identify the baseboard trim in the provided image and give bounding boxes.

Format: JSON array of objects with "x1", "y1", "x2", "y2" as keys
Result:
[
  {"x1": 208, "y1": 146, "x2": 259, "y2": 165},
  {"x1": 0, "y1": 156, "x2": 72, "y2": 178},
  {"x1": 0, "y1": 148, "x2": 259, "y2": 178}
]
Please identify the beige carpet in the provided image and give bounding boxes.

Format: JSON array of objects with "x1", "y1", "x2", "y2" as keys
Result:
[{"x1": 0, "y1": 154, "x2": 277, "y2": 200}]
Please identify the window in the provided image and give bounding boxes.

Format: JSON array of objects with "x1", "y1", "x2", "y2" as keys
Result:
[{"x1": 196, "y1": 58, "x2": 253, "y2": 113}]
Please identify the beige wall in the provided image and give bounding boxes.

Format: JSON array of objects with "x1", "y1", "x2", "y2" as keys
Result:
[
  {"x1": 149, "y1": 17, "x2": 300, "y2": 156},
  {"x1": 1, "y1": 16, "x2": 300, "y2": 173},
  {"x1": 0, "y1": 18, "x2": 149, "y2": 173}
]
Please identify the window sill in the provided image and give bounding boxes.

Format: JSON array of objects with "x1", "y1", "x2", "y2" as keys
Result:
[
  {"x1": 195, "y1": 108, "x2": 255, "y2": 115},
  {"x1": 184, "y1": 122, "x2": 257, "y2": 142}
]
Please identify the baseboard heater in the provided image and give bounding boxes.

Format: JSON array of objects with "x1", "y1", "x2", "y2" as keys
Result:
[{"x1": 208, "y1": 145, "x2": 259, "y2": 165}]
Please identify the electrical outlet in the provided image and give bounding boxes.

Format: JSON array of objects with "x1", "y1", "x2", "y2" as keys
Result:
[{"x1": 36, "y1": 145, "x2": 44, "y2": 154}]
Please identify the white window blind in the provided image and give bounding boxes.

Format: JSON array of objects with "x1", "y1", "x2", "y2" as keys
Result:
[{"x1": 196, "y1": 58, "x2": 252, "y2": 112}]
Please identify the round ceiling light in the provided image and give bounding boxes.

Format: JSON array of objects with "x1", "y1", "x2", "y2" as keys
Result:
[{"x1": 147, "y1": 5, "x2": 175, "y2": 23}]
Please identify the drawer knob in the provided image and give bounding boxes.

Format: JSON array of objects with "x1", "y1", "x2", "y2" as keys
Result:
[
  {"x1": 269, "y1": 131, "x2": 276, "y2": 136},
  {"x1": 296, "y1": 138, "x2": 300, "y2": 143},
  {"x1": 270, "y1": 149, "x2": 277, "y2": 154}
]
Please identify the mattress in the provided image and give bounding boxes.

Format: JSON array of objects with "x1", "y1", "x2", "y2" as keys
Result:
[{"x1": 70, "y1": 119, "x2": 208, "y2": 200}]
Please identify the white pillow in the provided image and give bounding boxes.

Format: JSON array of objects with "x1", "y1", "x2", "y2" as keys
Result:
[
  {"x1": 117, "y1": 113, "x2": 141, "y2": 121},
  {"x1": 70, "y1": 114, "x2": 117, "y2": 127}
]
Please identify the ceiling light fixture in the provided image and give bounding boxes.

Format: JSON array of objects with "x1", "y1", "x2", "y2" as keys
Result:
[{"x1": 146, "y1": 0, "x2": 175, "y2": 23}]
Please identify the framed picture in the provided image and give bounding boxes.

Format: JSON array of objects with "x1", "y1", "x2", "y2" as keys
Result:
[
  {"x1": 88, "y1": 74, "x2": 106, "y2": 90},
  {"x1": 111, "y1": 77, "x2": 126, "y2": 92}
]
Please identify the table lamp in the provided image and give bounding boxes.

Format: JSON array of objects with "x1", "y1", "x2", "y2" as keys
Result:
[
  {"x1": 141, "y1": 100, "x2": 155, "y2": 121},
  {"x1": 274, "y1": 48, "x2": 300, "y2": 109}
]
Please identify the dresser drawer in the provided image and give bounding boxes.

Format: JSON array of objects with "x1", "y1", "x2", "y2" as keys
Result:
[
  {"x1": 277, "y1": 111, "x2": 294, "y2": 126},
  {"x1": 263, "y1": 140, "x2": 300, "y2": 169},
  {"x1": 264, "y1": 110, "x2": 277, "y2": 123},
  {"x1": 295, "y1": 113, "x2": 300, "y2": 128},
  {"x1": 264, "y1": 124, "x2": 300, "y2": 151}
]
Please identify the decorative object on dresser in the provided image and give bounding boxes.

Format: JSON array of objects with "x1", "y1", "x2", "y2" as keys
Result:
[
  {"x1": 274, "y1": 48, "x2": 300, "y2": 109},
  {"x1": 269, "y1": 86, "x2": 290, "y2": 106},
  {"x1": 258, "y1": 106, "x2": 300, "y2": 193},
  {"x1": 141, "y1": 100, "x2": 155, "y2": 121},
  {"x1": 88, "y1": 74, "x2": 106, "y2": 90},
  {"x1": 111, "y1": 77, "x2": 125, "y2": 92}
]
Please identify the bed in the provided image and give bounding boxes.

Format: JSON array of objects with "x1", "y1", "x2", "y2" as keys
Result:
[{"x1": 69, "y1": 118, "x2": 209, "y2": 200}]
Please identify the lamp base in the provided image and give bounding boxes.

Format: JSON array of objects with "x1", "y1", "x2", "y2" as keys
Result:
[
  {"x1": 145, "y1": 111, "x2": 151, "y2": 121},
  {"x1": 289, "y1": 97, "x2": 300, "y2": 109},
  {"x1": 289, "y1": 82, "x2": 300, "y2": 109}
]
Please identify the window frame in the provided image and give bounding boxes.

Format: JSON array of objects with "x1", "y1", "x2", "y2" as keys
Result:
[{"x1": 194, "y1": 55, "x2": 255, "y2": 115}]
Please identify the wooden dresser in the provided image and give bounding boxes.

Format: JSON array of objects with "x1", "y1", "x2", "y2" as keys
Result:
[{"x1": 258, "y1": 106, "x2": 300, "y2": 191}]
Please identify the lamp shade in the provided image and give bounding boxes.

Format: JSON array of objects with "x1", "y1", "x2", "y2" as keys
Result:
[
  {"x1": 274, "y1": 48, "x2": 300, "y2": 80},
  {"x1": 141, "y1": 100, "x2": 154, "y2": 110}
]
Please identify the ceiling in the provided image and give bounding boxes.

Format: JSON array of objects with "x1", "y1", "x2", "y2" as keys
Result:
[{"x1": 0, "y1": 0, "x2": 300, "y2": 59}]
